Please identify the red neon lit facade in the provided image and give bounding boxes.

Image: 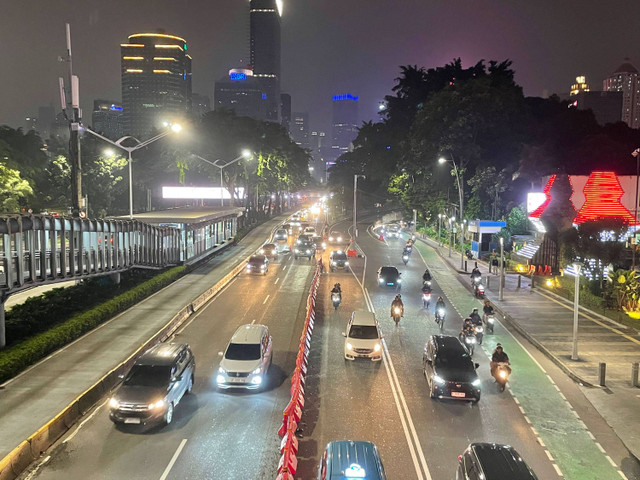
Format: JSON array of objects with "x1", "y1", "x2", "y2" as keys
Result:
[
  {"x1": 529, "y1": 174, "x2": 556, "y2": 219},
  {"x1": 573, "y1": 171, "x2": 638, "y2": 225}
]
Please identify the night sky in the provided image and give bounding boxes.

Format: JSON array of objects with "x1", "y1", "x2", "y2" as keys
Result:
[{"x1": 2, "y1": 0, "x2": 640, "y2": 134}]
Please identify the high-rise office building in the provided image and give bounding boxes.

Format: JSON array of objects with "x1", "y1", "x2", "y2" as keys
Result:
[
  {"x1": 214, "y1": 68, "x2": 268, "y2": 120},
  {"x1": 570, "y1": 91, "x2": 623, "y2": 126},
  {"x1": 121, "y1": 32, "x2": 192, "y2": 137},
  {"x1": 191, "y1": 93, "x2": 211, "y2": 118},
  {"x1": 291, "y1": 112, "x2": 309, "y2": 149},
  {"x1": 250, "y1": 0, "x2": 282, "y2": 122},
  {"x1": 280, "y1": 93, "x2": 291, "y2": 132},
  {"x1": 603, "y1": 61, "x2": 640, "y2": 128},
  {"x1": 92, "y1": 100, "x2": 123, "y2": 140},
  {"x1": 331, "y1": 94, "x2": 359, "y2": 161}
]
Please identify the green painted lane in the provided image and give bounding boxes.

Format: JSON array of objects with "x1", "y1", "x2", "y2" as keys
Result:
[{"x1": 412, "y1": 238, "x2": 622, "y2": 480}]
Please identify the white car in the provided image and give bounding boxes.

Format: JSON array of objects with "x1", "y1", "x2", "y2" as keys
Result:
[
  {"x1": 328, "y1": 231, "x2": 345, "y2": 244},
  {"x1": 217, "y1": 324, "x2": 273, "y2": 389},
  {"x1": 303, "y1": 226, "x2": 317, "y2": 235},
  {"x1": 343, "y1": 311, "x2": 383, "y2": 361}
]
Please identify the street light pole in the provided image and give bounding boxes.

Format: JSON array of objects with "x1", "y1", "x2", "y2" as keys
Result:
[
  {"x1": 192, "y1": 151, "x2": 252, "y2": 208},
  {"x1": 499, "y1": 237, "x2": 504, "y2": 301},
  {"x1": 449, "y1": 217, "x2": 455, "y2": 258},
  {"x1": 353, "y1": 174, "x2": 365, "y2": 237},
  {"x1": 84, "y1": 125, "x2": 181, "y2": 219},
  {"x1": 632, "y1": 148, "x2": 640, "y2": 269},
  {"x1": 439, "y1": 155, "x2": 465, "y2": 270},
  {"x1": 438, "y1": 214, "x2": 442, "y2": 246},
  {"x1": 571, "y1": 263, "x2": 581, "y2": 360}
]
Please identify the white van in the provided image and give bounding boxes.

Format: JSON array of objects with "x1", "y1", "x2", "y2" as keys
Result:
[{"x1": 342, "y1": 311, "x2": 383, "y2": 361}]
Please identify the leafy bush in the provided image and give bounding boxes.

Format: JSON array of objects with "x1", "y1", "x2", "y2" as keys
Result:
[{"x1": 0, "y1": 266, "x2": 186, "y2": 383}]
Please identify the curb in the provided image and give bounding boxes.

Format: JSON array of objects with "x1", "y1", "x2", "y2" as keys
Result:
[
  {"x1": 0, "y1": 249, "x2": 257, "y2": 480},
  {"x1": 415, "y1": 235, "x2": 597, "y2": 388}
]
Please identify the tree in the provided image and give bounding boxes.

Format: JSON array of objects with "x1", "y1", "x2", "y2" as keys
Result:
[
  {"x1": 507, "y1": 205, "x2": 528, "y2": 235},
  {"x1": 0, "y1": 163, "x2": 33, "y2": 212}
]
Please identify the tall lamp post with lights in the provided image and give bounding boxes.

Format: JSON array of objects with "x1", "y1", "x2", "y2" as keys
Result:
[
  {"x1": 439, "y1": 155, "x2": 465, "y2": 270},
  {"x1": 191, "y1": 150, "x2": 253, "y2": 207},
  {"x1": 632, "y1": 148, "x2": 640, "y2": 269},
  {"x1": 353, "y1": 174, "x2": 366, "y2": 237},
  {"x1": 87, "y1": 123, "x2": 182, "y2": 219}
]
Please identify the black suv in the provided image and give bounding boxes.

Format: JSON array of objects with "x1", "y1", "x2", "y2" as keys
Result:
[
  {"x1": 246, "y1": 254, "x2": 269, "y2": 274},
  {"x1": 377, "y1": 266, "x2": 401, "y2": 289},
  {"x1": 294, "y1": 240, "x2": 315, "y2": 260},
  {"x1": 423, "y1": 335, "x2": 481, "y2": 403},
  {"x1": 456, "y1": 443, "x2": 539, "y2": 480},
  {"x1": 109, "y1": 343, "x2": 195, "y2": 426}
]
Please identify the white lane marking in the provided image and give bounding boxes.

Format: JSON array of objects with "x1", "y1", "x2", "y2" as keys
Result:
[
  {"x1": 159, "y1": 438, "x2": 188, "y2": 480},
  {"x1": 619, "y1": 470, "x2": 630, "y2": 480},
  {"x1": 251, "y1": 319, "x2": 256, "y2": 325},
  {"x1": 275, "y1": 277, "x2": 280, "y2": 285},
  {"x1": 283, "y1": 264, "x2": 287, "y2": 270},
  {"x1": 553, "y1": 464, "x2": 563, "y2": 477},
  {"x1": 63, "y1": 398, "x2": 109, "y2": 444},
  {"x1": 263, "y1": 294, "x2": 270, "y2": 304},
  {"x1": 606, "y1": 455, "x2": 617, "y2": 467},
  {"x1": 545, "y1": 450, "x2": 555, "y2": 461},
  {"x1": 24, "y1": 455, "x2": 51, "y2": 480},
  {"x1": 596, "y1": 443, "x2": 606, "y2": 453}
]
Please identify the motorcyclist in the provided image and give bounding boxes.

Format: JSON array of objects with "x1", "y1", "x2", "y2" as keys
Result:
[
  {"x1": 331, "y1": 283, "x2": 342, "y2": 295},
  {"x1": 391, "y1": 294, "x2": 404, "y2": 318},
  {"x1": 469, "y1": 308, "x2": 482, "y2": 326},
  {"x1": 470, "y1": 266, "x2": 481, "y2": 283},
  {"x1": 421, "y1": 282, "x2": 432, "y2": 294},
  {"x1": 460, "y1": 317, "x2": 474, "y2": 333},
  {"x1": 490, "y1": 343, "x2": 511, "y2": 379},
  {"x1": 435, "y1": 296, "x2": 445, "y2": 312},
  {"x1": 422, "y1": 269, "x2": 432, "y2": 283},
  {"x1": 483, "y1": 300, "x2": 494, "y2": 322}
]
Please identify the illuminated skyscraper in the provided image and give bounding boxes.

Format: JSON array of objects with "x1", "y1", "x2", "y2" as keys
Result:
[
  {"x1": 331, "y1": 94, "x2": 359, "y2": 161},
  {"x1": 569, "y1": 76, "x2": 590, "y2": 96},
  {"x1": 121, "y1": 32, "x2": 192, "y2": 137},
  {"x1": 603, "y1": 61, "x2": 640, "y2": 128},
  {"x1": 92, "y1": 100, "x2": 123, "y2": 140},
  {"x1": 250, "y1": 0, "x2": 282, "y2": 122}
]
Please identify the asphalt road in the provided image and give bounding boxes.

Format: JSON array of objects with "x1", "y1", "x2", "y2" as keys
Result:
[
  {"x1": 297, "y1": 218, "x2": 561, "y2": 480},
  {"x1": 22, "y1": 228, "x2": 318, "y2": 480}
]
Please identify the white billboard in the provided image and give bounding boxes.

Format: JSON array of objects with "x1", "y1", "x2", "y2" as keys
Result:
[{"x1": 162, "y1": 186, "x2": 245, "y2": 199}]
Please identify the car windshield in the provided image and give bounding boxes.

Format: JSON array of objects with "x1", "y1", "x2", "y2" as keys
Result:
[
  {"x1": 331, "y1": 232, "x2": 343, "y2": 237},
  {"x1": 124, "y1": 365, "x2": 171, "y2": 388},
  {"x1": 380, "y1": 267, "x2": 398, "y2": 277},
  {"x1": 276, "y1": 230, "x2": 286, "y2": 235},
  {"x1": 349, "y1": 325, "x2": 379, "y2": 339},
  {"x1": 299, "y1": 242, "x2": 313, "y2": 248},
  {"x1": 264, "y1": 244, "x2": 275, "y2": 250},
  {"x1": 249, "y1": 257, "x2": 265, "y2": 265},
  {"x1": 435, "y1": 350, "x2": 473, "y2": 369},
  {"x1": 225, "y1": 343, "x2": 261, "y2": 361},
  {"x1": 332, "y1": 253, "x2": 348, "y2": 260}
]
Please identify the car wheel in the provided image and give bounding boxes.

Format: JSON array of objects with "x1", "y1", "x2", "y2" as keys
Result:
[
  {"x1": 186, "y1": 375, "x2": 194, "y2": 394},
  {"x1": 164, "y1": 403, "x2": 174, "y2": 425}
]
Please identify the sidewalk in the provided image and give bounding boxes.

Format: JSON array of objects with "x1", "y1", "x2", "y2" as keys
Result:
[
  {"x1": 419, "y1": 235, "x2": 640, "y2": 461},
  {"x1": 0, "y1": 215, "x2": 285, "y2": 462}
]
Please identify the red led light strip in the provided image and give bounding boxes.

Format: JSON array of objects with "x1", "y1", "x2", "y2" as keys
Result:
[
  {"x1": 529, "y1": 174, "x2": 556, "y2": 219},
  {"x1": 573, "y1": 171, "x2": 638, "y2": 225}
]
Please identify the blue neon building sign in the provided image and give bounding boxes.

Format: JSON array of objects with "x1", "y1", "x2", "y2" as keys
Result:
[
  {"x1": 109, "y1": 105, "x2": 123, "y2": 111},
  {"x1": 230, "y1": 72, "x2": 247, "y2": 81},
  {"x1": 332, "y1": 94, "x2": 359, "y2": 102}
]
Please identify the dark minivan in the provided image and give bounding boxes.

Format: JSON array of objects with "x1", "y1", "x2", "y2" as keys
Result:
[
  {"x1": 423, "y1": 335, "x2": 481, "y2": 402},
  {"x1": 109, "y1": 343, "x2": 195, "y2": 426},
  {"x1": 457, "y1": 443, "x2": 539, "y2": 480}
]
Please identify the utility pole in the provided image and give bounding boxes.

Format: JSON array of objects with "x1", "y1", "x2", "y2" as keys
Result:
[
  {"x1": 353, "y1": 175, "x2": 365, "y2": 237},
  {"x1": 59, "y1": 23, "x2": 82, "y2": 217}
]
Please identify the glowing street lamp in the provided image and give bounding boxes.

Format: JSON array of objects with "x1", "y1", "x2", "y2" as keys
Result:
[
  {"x1": 192, "y1": 150, "x2": 253, "y2": 207},
  {"x1": 439, "y1": 155, "x2": 465, "y2": 270}
]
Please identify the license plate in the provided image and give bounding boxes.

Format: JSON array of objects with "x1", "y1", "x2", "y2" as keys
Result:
[
  {"x1": 230, "y1": 377, "x2": 244, "y2": 383},
  {"x1": 451, "y1": 391, "x2": 465, "y2": 398},
  {"x1": 124, "y1": 417, "x2": 141, "y2": 424}
]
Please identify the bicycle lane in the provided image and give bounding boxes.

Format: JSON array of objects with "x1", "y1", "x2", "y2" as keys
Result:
[{"x1": 413, "y1": 240, "x2": 624, "y2": 480}]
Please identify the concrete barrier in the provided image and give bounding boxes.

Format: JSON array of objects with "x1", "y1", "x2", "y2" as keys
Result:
[{"x1": 0, "y1": 249, "x2": 258, "y2": 480}]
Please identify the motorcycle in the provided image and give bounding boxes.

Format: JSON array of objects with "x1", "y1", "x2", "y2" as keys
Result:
[
  {"x1": 422, "y1": 291, "x2": 431, "y2": 308},
  {"x1": 474, "y1": 282, "x2": 485, "y2": 299},
  {"x1": 494, "y1": 362, "x2": 511, "y2": 392},
  {"x1": 485, "y1": 314, "x2": 496, "y2": 334},
  {"x1": 331, "y1": 292, "x2": 342, "y2": 310},
  {"x1": 402, "y1": 254, "x2": 410, "y2": 265},
  {"x1": 465, "y1": 249, "x2": 474, "y2": 260},
  {"x1": 435, "y1": 308, "x2": 445, "y2": 331},
  {"x1": 392, "y1": 306, "x2": 403, "y2": 325},
  {"x1": 473, "y1": 324, "x2": 484, "y2": 345},
  {"x1": 423, "y1": 279, "x2": 432, "y2": 288},
  {"x1": 460, "y1": 331, "x2": 476, "y2": 355}
]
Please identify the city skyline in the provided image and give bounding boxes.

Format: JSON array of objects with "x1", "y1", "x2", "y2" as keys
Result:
[{"x1": 2, "y1": 0, "x2": 640, "y2": 134}]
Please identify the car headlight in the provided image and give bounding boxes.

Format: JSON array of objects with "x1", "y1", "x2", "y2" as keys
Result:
[
  {"x1": 148, "y1": 399, "x2": 165, "y2": 410},
  {"x1": 218, "y1": 367, "x2": 227, "y2": 374},
  {"x1": 346, "y1": 342, "x2": 353, "y2": 350},
  {"x1": 246, "y1": 265, "x2": 251, "y2": 270},
  {"x1": 374, "y1": 343, "x2": 381, "y2": 352},
  {"x1": 216, "y1": 375, "x2": 225, "y2": 384},
  {"x1": 329, "y1": 236, "x2": 334, "y2": 241},
  {"x1": 337, "y1": 237, "x2": 342, "y2": 242},
  {"x1": 260, "y1": 265, "x2": 265, "y2": 270},
  {"x1": 306, "y1": 249, "x2": 311, "y2": 254},
  {"x1": 379, "y1": 278, "x2": 384, "y2": 283},
  {"x1": 397, "y1": 278, "x2": 402, "y2": 283},
  {"x1": 322, "y1": 242, "x2": 327, "y2": 248},
  {"x1": 331, "y1": 261, "x2": 337, "y2": 266},
  {"x1": 472, "y1": 379, "x2": 481, "y2": 387},
  {"x1": 433, "y1": 375, "x2": 445, "y2": 385},
  {"x1": 344, "y1": 261, "x2": 349, "y2": 266},
  {"x1": 259, "y1": 249, "x2": 265, "y2": 254},
  {"x1": 109, "y1": 397, "x2": 120, "y2": 409},
  {"x1": 295, "y1": 249, "x2": 299, "y2": 253},
  {"x1": 251, "y1": 376, "x2": 262, "y2": 385}
]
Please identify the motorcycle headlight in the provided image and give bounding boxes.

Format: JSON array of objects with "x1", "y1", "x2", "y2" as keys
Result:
[
  {"x1": 472, "y1": 379, "x2": 481, "y2": 387},
  {"x1": 437, "y1": 309, "x2": 444, "y2": 315},
  {"x1": 475, "y1": 326, "x2": 483, "y2": 333},
  {"x1": 433, "y1": 375, "x2": 445, "y2": 385},
  {"x1": 403, "y1": 256, "x2": 408, "y2": 260},
  {"x1": 499, "y1": 370, "x2": 507, "y2": 379},
  {"x1": 346, "y1": 342, "x2": 353, "y2": 350},
  {"x1": 488, "y1": 317, "x2": 495, "y2": 323},
  {"x1": 394, "y1": 307, "x2": 401, "y2": 314},
  {"x1": 322, "y1": 242, "x2": 327, "y2": 248},
  {"x1": 109, "y1": 397, "x2": 120, "y2": 409},
  {"x1": 466, "y1": 337, "x2": 476, "y2": 344},
  {"x1": 374, "y1": 343, "x2": 381, "y2": 352}
]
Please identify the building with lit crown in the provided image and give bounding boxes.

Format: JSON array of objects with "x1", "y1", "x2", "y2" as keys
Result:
[
  {"x1": 121, "y1": 32, "x2": 192, "y2": 138},
  {"x1": 603, "y1": 61, "x2": 640, "y2": 129},
  {"x1": 250, "y1": 0, "x2": 282, "y2": 122},
  {"x1": 331, "y1": 94, "x2": 359, "y2": 162},
  {"x1": 214, "y1": 68, "x2": 268, "y2": 120},
  {"x1": 92, "y1": 100, "x2": 123, "y2": 140},
  {"x1": 569, "y1": 76, "x2": 590, "y2": 96}
]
